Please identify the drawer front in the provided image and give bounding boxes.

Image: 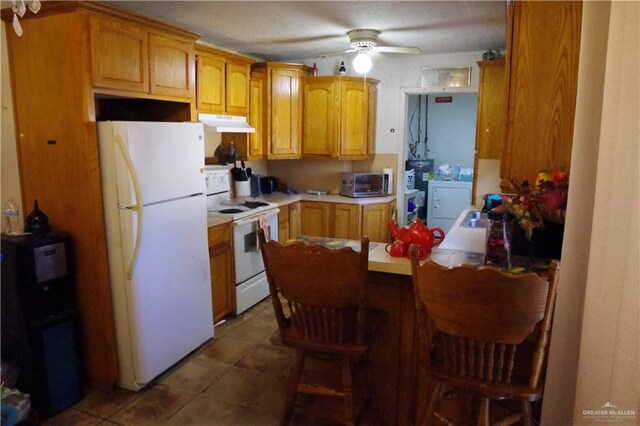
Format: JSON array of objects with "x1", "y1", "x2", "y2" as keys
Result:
[{"x1": 208, "y1": 223, "x2": 231, "y2": 246}]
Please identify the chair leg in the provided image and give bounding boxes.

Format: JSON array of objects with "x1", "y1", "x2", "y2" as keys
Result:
[
  {"x1": 421, "y1": 381, "x2": 445, "y2": 426},
  {"x1": 341, "y1": 356, "x2": 355, "y2": 426},
  {"x1": 478, "y1": 397, "x2": 490, "y2": 426},
  {"x1": 281, "y1": 349, "x2": 305, "y2": 426},
  {"x1": 521, "y1": 400, "x2": 533, "y2": 426}
]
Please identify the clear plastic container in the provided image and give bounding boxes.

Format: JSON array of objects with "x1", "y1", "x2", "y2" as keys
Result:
[
  {"x1": 4, "y1": 199, "x2": 21, "y2": 235},
  {"x1": 484, "y1": 210, "x2": 514, "y2": 270}
]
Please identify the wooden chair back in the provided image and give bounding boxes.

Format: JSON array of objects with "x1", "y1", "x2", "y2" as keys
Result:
[
  {"x1": 259, "y1": 230, "x2": 370, "y2": 347},
  {"x1": 410, "y1": 245, "x2": 560, "y2": 390}
]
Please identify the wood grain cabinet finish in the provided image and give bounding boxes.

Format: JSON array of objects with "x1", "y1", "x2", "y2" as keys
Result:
[
  {"x1": 300, "y1": 201, "x2": 390, "y2": 242},
  {"x1": 474, "y1": 60, "x2": 505, "y2": 160},
  {"x1": 301, "y1": 76, "x2": 379, "y2": 159},
  {"x1": 196, "y1": 46, "x2": 251, "y2": 115},
  {"x1": 1, "y1": 2, "x2": 199, "y2": 388},
  {"x1": 278, "y1": 203, "x2": 290, "y2": 243},
  {"x1": 90, "y1": 14, "x2": 196, "y2": 99},
  {"x1": 251, "y1": 63, "x2": 310, "y2": 159},
  {"x1": 208, "y1": 223, "x2": 235, "y2": 324},
  {"x1": 501, "y1": 0, "x2": 582, "y2": 189}
]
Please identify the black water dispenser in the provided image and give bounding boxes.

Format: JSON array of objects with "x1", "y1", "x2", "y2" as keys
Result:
[{"x1": 1, "y1": 232, "x2": 83, "y2": 420}]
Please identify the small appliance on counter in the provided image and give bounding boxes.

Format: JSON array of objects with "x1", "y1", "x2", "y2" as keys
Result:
[
  {"x1": 340, "y1": 172, "x2": 389, "y2": 198},
  {"x1": 259, "y1": 176, "x2": 279, "y2": 194}
]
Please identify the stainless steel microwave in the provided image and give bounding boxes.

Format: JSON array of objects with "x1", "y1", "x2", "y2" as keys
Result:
[{"x1": 340, "y1": 172, "x2": 389, "y2": 198}]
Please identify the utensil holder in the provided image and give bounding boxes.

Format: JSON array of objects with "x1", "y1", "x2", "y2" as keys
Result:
[{"x1": 235, "y1": 181, "x2": 250, "y2": 197}]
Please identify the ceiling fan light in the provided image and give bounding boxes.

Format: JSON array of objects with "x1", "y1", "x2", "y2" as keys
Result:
[{"x1": 353, "y1": 52, "x2": 372, "y2": 74}]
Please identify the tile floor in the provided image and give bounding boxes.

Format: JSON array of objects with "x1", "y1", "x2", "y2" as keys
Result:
[{"x1": 42, "y1": 297, "x2": 334, "y2": 426}]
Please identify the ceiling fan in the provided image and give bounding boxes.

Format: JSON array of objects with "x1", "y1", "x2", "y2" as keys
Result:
[{"x1": 345, "y1": 29, "x2": 421, "y2": 55}]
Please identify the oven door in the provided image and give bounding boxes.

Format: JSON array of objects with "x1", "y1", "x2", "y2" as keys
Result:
[{"x1": 232, "y1": 209, "x2": 279, "y2": 284}]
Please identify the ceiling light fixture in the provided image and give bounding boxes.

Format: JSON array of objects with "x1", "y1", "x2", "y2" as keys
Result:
[{"x1": 353, "y1": 51, "x2": 372, "y2": 74}]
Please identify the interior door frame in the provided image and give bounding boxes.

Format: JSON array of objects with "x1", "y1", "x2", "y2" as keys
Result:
[{"x1": 395, "y1": 87, "x2": 478, "y2": 222}]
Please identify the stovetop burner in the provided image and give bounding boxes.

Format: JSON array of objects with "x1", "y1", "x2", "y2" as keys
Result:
[
  {"x1": 243, "y1": 201, "x2": 269, "y2": 209},
  {"x1": 218, "y1": 208, "x2": 246, "y2": 214}
]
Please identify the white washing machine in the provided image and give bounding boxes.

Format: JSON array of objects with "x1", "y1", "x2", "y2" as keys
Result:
[{"x1": 427, "y1": 180, "x2": 473, "y2": 233}]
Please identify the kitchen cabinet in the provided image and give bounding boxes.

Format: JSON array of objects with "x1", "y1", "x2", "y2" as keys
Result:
[
  {"x1": 277, "y1": 201, "x2": 301, "y2": 242},
  {"x1": 195, "y1": 45, "x2": 252, "y2": 114},
  {"x1": 251, "y1": 62, "x2": 310, "y2": 159},
  {"x1": 474, "y1": 60, "x2": 505, "y2": 160},
  {"x1": 300, "y1": 201, "x2": 390, "y2": 242},
  {"x1": 208, "y1": 222, "x2": 235, "y2": 323},
  {"x1": 1, "y1": 1, "x2": 199, "y2": 388},
  {"x1": 229, "y1": 76, "x2": 264, "y2": 161},
  {"x1": 500, "y1": 0, "x2": 582, "y2": 190},
  {"x1": 301, "y1": 76, "x2": 379, "y2": 159},
  {"x1": 362, "y1": 202, "x2": 390, "y2": 243},
  {"x1": 91, "y1": 14, "x2": 197, "y2": 99}
]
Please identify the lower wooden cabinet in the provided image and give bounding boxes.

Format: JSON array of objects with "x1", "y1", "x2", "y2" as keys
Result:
[
  {"x1": 300, "y1": 201, "x2": 391, "y2": 242},
  {"x1": 207, "y1": 222, "x2": 235, "y2": 323},
  {"x1": 277, "y1": 202, "x2": 301, "y2": 242}
]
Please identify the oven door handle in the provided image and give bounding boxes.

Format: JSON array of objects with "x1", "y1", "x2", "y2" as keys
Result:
[{"x1": 232, "y1": 209, "x2": 279, "y2": 228}]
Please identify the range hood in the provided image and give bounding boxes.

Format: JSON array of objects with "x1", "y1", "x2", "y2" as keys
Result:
[{"x1": 198, "y1": 113, "x2": 255, "y2": 133}]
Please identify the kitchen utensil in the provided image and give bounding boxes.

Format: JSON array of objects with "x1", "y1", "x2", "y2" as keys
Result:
[
  {"x1": 385, "y1": 240, "x2": 408, "y2": 257},
  {"x1": 24, "y1": 199, "x2": 51, "y2": 234},
  {"x1": 387, "y1": 218, "x2": 445, "y2": 259},
  {"x1": 245, "y1": 167, "x2": 252, "y2": 177}
]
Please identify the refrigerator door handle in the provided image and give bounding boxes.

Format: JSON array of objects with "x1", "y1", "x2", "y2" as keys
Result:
[{"x1": 115, "y1": 135, "x2": 143, "y2": 279}]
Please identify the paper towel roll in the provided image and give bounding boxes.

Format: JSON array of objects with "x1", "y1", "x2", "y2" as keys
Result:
[{"x1": 383, "y1": 168, "x2": 393, "y2": 195}]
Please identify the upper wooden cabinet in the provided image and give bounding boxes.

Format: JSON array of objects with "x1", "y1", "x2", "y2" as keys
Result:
[
  {"x1": 501, "y1": 1, "x2": 582, "y2": 189},
  {"x1": 301, "y1": 76, "x2": 379, "y2": 160},
  {"x1": 251, "y1": 62, "x2": 310, "y2": 159},
  {"x1": 474, "y1": 60, "x2": 505, "y2": 160},
  {"x1": 90, "y1": 14, "x2": 196, "y2": 99},
  {"x1": 195, "y1": 45, "x2": 252, "y2": 114}
]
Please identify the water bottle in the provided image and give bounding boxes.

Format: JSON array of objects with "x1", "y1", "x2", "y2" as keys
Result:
[
  {"x1": 453, "y1": 164, "x2": 461, "y2": 181},
  {"x1": 4, "y1": 199, "x2": 21, "y2": 235}
]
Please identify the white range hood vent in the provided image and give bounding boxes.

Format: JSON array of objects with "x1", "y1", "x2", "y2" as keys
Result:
[{"x1": 198, "y1": 113, "x2": 255, "y2": 133}]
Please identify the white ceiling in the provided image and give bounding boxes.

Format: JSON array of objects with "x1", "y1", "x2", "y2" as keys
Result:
[{"x1": 100, "y1": 1, "x2": 507, "y2": 61}]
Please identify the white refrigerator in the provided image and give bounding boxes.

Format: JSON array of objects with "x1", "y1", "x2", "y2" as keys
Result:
[{"x1": 98, "y1": 121, "x2": 213, "y2": 391}]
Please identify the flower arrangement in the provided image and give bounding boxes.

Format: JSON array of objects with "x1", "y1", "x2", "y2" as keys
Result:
[{"x1": 501, "y1": 171, "x2": 569, "y2": 239}]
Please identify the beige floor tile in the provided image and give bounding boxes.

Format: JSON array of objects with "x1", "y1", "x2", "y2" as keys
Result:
[
  {"x1": 225, "y1": 320, "x2": 276, "y2": 343},
  {"x1": 160, "y1": 355, "x2": 231, "y2": 394},
  {"x1": 72, "y1": 388, "x2": 140, "y2": 419},
  {"x1": 203, "y1": 366, "x2": 274, "y2": 407},
  {"x1": 165, "y1": 393, "x2": 247, "y2": 425},
  {"x1": 42, "y1": 408, "x2": 103, "y2": 426},
  {"x1": 198, "y1": 336, "x2": 257, "y2": 365},
  {"x1": 109, "y1": 384, "x2": 196, "y2": 425},
  {"x1": 235, "y1": 343, "x2": 295, "y2": 376}
]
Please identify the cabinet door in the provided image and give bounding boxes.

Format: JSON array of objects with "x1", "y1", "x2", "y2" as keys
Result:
[
  {"x1": 339, "y1": 81, "x2": 369, "y2": 158},
  {"x1": 501, "y1": 1, "x2": 582, "y2": 187},
  {"x1": 332, "y1": 203, "x2": 362, "y2": 240},
  {"x1": 302, "y1": 79, "x2": 337, "y2": 157},
  {"x1": 226, "y1": 62, "x2": 250, "y2": 114},
  {"x1": 278, "y1": 204, "x2": 290, "y2": 243},
  {"x1": 269, "y1": 68, "x2": 301, "y2": 158},
  {"x1": 362, "y1": 203, "x2": 390, "y2": 243},
  {"x1": 367, "y1": 82, "x2": 378, "y2": 155},
  {"x1": 300, "y1": 201, "x2": 330, "y2": 237},
  {"x1": 248, "y1": 77, "x2": 264, "y2": 159},
  {"x1": 197, "y1": 53, "x2": 226, "y2": 112},
  {"x1": 208, "y1": 224, "x2": 234, "y2": 323},
  {"x1": 289, "y1": 202, "x2": 301, "y2": 239},
  {"x1": 90, "y1": 16, "x2": 149, "y2": 93},
  {"x1": 149, "y1": 32, "x2": 195, "y2": 98},
  {"x1": 475, "y1": 60, "x2": 505, "y2": 160}
]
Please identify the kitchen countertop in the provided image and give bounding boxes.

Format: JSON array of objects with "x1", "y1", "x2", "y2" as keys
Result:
[
  {"x1": 436, "y1": 206, "x2": 487, "y2": 253},
  {"x1": 261, "y1": 192, "x2": 396, "y2": 206}
]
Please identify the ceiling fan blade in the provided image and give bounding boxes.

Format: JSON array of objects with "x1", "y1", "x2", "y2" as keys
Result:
[
  {"x1": 373, "y1": 46, "x2": 421, "y2": 54},
  {"x1": 314, "y1": 48, "x2": 356, "y2": 58}
]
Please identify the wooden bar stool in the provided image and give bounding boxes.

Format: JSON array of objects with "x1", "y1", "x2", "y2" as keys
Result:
[
  {"x1": 409, "y1": 245, "x2": 560, "y2": 426},
  {"x1": 259, "y1": 231, "x2": 378, "y2": 426}
]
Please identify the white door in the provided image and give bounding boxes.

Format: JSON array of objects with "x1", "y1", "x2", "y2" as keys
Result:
[
  {"x1": 120, "y1": 194, "x2": 212, "y2": 388},
  {"x1": 104, "y1": 121, "x2": 206, "y2": 207}
]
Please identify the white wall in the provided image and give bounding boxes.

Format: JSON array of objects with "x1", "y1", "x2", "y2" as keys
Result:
[{"x1": 425, "y1": 93, "x2": 477, "y2": 168}]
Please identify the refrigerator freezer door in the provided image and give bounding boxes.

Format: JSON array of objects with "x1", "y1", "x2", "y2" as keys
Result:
[
  {"x1": 111, "y1": 194, "x2": 213, "y2": 390},
  {"x1": 99, "y1": 122, "x2": 206, "y2": 208}
]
